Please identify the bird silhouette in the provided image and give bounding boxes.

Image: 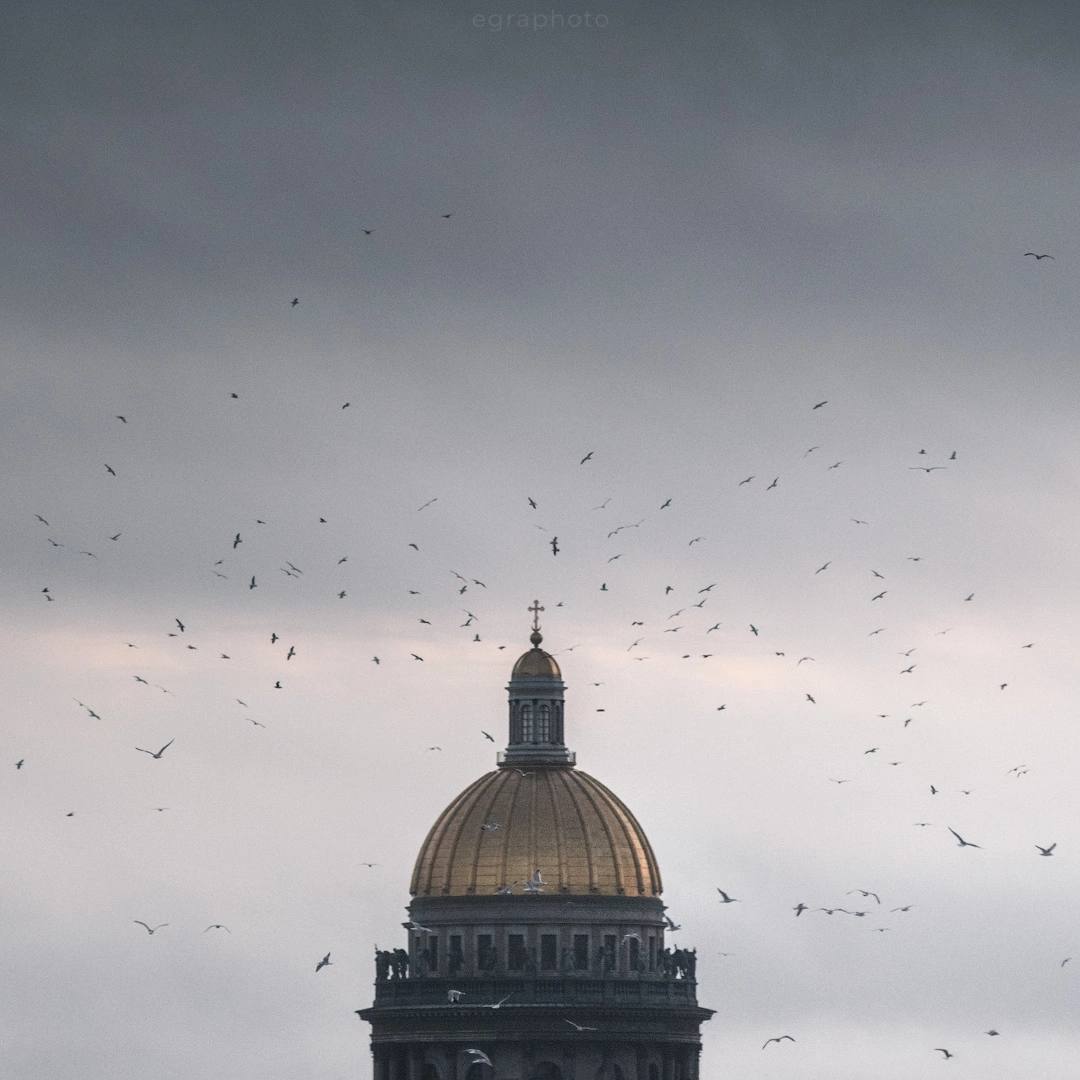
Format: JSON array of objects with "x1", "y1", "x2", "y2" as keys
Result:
[
  {"x1": 579, "y1": 451, "x2": 594, "y2": 465},
  {"x1": 315, "y1": 952, "x2": 332, "y2": 972},
  {"x1": 134, "y1": 739, "x2": 174, "y2": 760},
  {"x1": 133, "y1": 921, "x2": 168, "y2": 935},
  {"x1": 1023, "y1": 252, "x2": 1054, "y2": 260},
  {"x1": 948, "y1": 826, "x2": 981, "y2": 849},
  {"x1": 716, "y1": 888, "x2": 739, "y2": 903},
  {"x1": 1036, "y1": 843, "x2": 1057, "y2": 856},
  {"x1": 762, "y1": 1036, "x2": 796, "y2": 1049}
]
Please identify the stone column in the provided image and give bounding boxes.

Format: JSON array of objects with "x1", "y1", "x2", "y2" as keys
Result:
[
  {"x1": 444, "y1": 1046, "x2": 459, "y2": 1080},
  {"x1": 661, "y1": 1048, "x2": 675, "y2": 1080},
  {"x1": 407, "y1": 1046, "x2": 424, "y2": 1080}
]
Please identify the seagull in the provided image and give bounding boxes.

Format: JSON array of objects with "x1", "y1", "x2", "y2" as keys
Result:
[
  {"x1": 481, "y1": 730, "x2": 495, "y2": 742},
  {"x1": 524, "y1": 869, "x2": 546, "y2": 893},
  {"x1": 812, "y1": 400, "x2": 828, "y2": 409},
  {"x1": 464, "y1": 1051, "x2": 493, "y2": 1068},
  {"x1": 963, "y1": 593, "x2": 975, "y2": 601},
  {"x1": 815, "y1": 562, "x2": 831, "y2": 574},
  {"x1": 411, "y1": 654, "x2": 424, "y2": 661},
  {"x1": 15, "y1": 759, "x2": 24, "y2": 770},
  {"x1": 659, "y1": 498, "x2": 672, "y2": 509},
  {"x1": 104, "y1": 464, "x2": 117, "y2": 476},
  {"x1": 447, "y1": 989, "x2": 465, "y2": 1003},
  {"x1": 716, "y1": 888, "x2": 739, "y2": 904},
  {"x1": 579, "y1": 451, "x2": 594, "y2": 465},
  {"x1": 416, "y1": 497, "x2": 438, "y2": 511},
  {"x1": 848, "y1": 890, "x2": 881, "y2": 904},
  {"x1": 871, "y1": 590, "x2": 887, "y2": 601},
  {"x1": 480, "y1": 822, "x2": 501, "y2": 832},
  {"x1": 738, "y1": 476, "x2": 754, "y2": 486},
  {"x1": 1036, "y1": 843, "x2": 1057, "y2": 856},
  {"x1": 1024, "y1": 252, "x2": 1054, "y2": 260},
  {"x1": 407, "y1": 921, "x2": 435, "y2": 934},
  {"x1": 232, "y1": 533, "x2": 242, "y2": 549},
  {"x1": 204, "y1": 924, "x2": 231, "y2": 933},
  {"x1": 749, "y1": 624, "x2": 759, "y2": 636},
  {"x1": 985, "y1": 1029, "x2": 1000, "y2": 1036},
  {"x1": 933, "y1": 1048, "x2": 954, "y2": 1059},
  {"x1": 948, "y1": 826, "x2": 981, "y2": 849},
  {"x1": 291, "y1": 297, "x2": 300, "y2": 306},
  {"x1": 315, "y1": 953, "x2": 332, "y2": 972},
  {"x1": 564, "y1": 1018, "x2": 598, "y2": 1031},
  {"x1": 663, "y1": 915, "x2": 681, "y2": 930},
  {"x1": 134, "y1": 739, "x2": 174, "y2": 760},
  {"x1": 762, "y1": 1036, "x2": 796, "y2": 1049},
  {"x1": 483, "y1": 995, "x2": 512, "y2": 1009},
  {"x1": 133, "y1": 921, "x2": 168, "y2": 935},
  {"x1": 550, "y1": 536, "x2": 559, "y2": 556},
  {"x1": 793, "y1": 903, "x2": 808, "y2": 916},
  {"x1": 900, "y1": 665, "x2": 916, "y2": 675}
]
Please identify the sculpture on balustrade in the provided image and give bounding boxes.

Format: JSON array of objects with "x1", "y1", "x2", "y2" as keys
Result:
[
  {"x1": 374, "y1": 948, "x2": 392, "y2": 982},
  {"x1": 391, "y1": 947, "x2": 410, "y2": 980},
  {"x1": 560, "y1": 947, "x2": 575, "y2": 974}
]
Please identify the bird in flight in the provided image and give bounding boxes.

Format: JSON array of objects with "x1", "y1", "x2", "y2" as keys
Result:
[
  {"x1": 659, "y1": 498, "x2": 672, "y2": 509},
  {"x1": 812, "y1": 400, "x2": 828, "y2": 409},
  {"x1": 948, "y1": 826, "x2": 981, "y2": 848},
  {"x1": 104, "y1": 464, "x2": 117, "y2": 476},
  {"x1": 871, "y1": 590, "x2": 887, "y2": 601},
  {"x1": 766, "y1": 476, "x2": 779, "y2": 490},
  {"x1": 416, "y1": 497, "x2": 438, "y2": 511},
  {"x1": 716, "y1": 888, "x2": 739, "y2": 904},
  {"x1": 481, "y1": 730, "x2": 495, "y2": 742},
  {"x1": 291, "y1": 297, "x2": 300, "y2": 306},
  {"x1": 315, "y1": 953, "x2": 332, "y2": 972},
  {"x1": 1036, "y1": 843, "x2": 1057, "y2": 857},
  {"x1": 749, "y1": 624, "x2": 759, "y2": 636},
  {"x1": 762, "y1": 1036, "x2": 795, "y2": 1049},
  {"x1": 564, "y1": 1018, "x2": 598, "y2": 1031},
  {"x1": 447, "y1": 989, "x2": 464, "y2": 1003},
  {"x1": 815, "y1": 562, "x2": 830, "y2": 574},
  {"x1": 909, "y1": 466, "x2": 947, "y2": 473},
  {"x1": 805, "y1": 693, "x2": 816, "y2": 704},
  {"x1": 1023, "y1": 252, "x2": 1054, "y2": 260},
  {"x1": 738, "y1": 476, "x2": 754, "y2": 486},
  {"x1": 579, "y1": 450, "x2": 594, "y2": 464},
  {"x1": 934, "y1": 1048, "x2": 954, "y2": 1059},
  {"x1": 204, "y1": 924, "x2": 231, "y2": 933},
  {"x1": 483, "y1": 994, "x2": 512, "y2": 1009},
  {"x1": 135, "y1": 739, "x2": 174, "y2": 760},
  {"x1": 550, "y1": 536, "x2": 559, "y2": 556},
  {"x1": 134, "y1": 921, "x2": 168, "y2": 935},
  {"x1": 464, "y1": 1050, "x2": 493, "y2": 1068}
]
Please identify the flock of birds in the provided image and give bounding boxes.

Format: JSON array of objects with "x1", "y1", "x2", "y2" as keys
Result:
[{"x1": 15, "y1": 252, "x2": 1073, "y2": 1074}]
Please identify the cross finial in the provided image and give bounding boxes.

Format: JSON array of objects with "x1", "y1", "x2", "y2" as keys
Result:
[{"x1": 528, "y1": 599, "x2": 544, "y2": 632}]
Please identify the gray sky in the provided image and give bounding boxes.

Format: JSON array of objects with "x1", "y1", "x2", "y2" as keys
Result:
[{"x1": 4, "y1": 1, "x2": 1080, "y2": 1077}]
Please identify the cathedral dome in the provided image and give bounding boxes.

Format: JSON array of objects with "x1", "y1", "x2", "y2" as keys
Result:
[
  {"x1": 410, "y1": 766, "x2": 662, "y2": 897},
  {"x1": 510, "y1": 646, "x2": 562, "y2": 679}
]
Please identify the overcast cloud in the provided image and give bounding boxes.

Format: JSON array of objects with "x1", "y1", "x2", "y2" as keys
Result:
[{"x1": 4, "y1": 2, "x2": 1080, "y2": 1078}]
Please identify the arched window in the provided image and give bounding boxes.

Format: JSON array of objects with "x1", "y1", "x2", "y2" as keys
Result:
[
  {"x1": 520, "y1": 703, "x2": 533, "y2": 742},
  {"x1": 537, "y1": 703, "x2": 551, "y2": 742}
]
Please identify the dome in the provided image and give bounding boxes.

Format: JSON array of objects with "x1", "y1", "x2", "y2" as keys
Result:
[
  {"x1": 511, "y1": 646, "x2": 562, "y2": 679},
  {"x1": 410, "y1": 766, "x2": 662, "y2": 897}
]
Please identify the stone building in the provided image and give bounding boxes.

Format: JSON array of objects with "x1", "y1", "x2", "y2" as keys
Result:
[{"x1": 357, "y1": 604, "x2": 713, "y2": 1080}]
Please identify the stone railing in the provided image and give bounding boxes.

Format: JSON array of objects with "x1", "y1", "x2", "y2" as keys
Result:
[{"x1": 372, "y1": 974, "x2": 698, "y2": 1007}]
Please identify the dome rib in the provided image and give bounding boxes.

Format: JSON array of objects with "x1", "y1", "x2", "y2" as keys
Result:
[{"x1": 410, "y1": 768, "x2": 661, "y2": 898}]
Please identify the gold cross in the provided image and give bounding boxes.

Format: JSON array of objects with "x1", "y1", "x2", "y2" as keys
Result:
[{"x1": 528, "y1": 599, "x2": 544, "y2": 631}]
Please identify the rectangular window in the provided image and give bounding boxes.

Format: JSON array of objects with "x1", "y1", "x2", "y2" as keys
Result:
[
  {"x1": 540, "y1": 933, "x2": 558, "y2": 970},
  {"x1": 427, "y1": 934, "x2": 438, "y2": 971},
  {"x1": 603, "y1": 933, "x2": 617, "y2": 972},
  {"x1": 508, "y1": 933, "x2": 526, "y2": 971},
  {"x1": 628, "y1": 935, "x2": 640, "y2": 971},
  {"x1": 648, "y1": 934, "x2": 656, "y2": 972},
  {"x1": 477, "y1": 933, "x2": 494, "y2": 971},
  {"x1": 449, "y1": 934, "x2": 464, "y2": 975},
  {"x1": 573, "y1": 933, "x2": 590, "y2": 970}
]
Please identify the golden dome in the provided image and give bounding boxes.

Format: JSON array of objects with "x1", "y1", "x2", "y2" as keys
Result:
[
  {"x1": 410, "y1": 767, "x2": 662, "y2": 897},
  {"x1": 511, "y1": 647, "x2": 562, "y2": 679}
]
